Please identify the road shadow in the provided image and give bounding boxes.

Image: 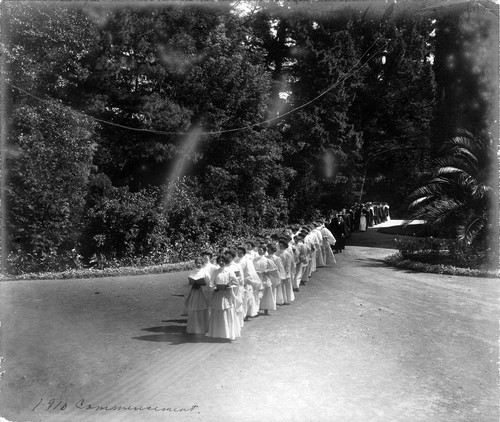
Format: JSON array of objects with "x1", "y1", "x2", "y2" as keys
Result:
[
  {"x1": 363, "y1": 259, "x2": 437, "y2": 276},
  {"x1": 353, "y1": 258, "x2": 424, "y2": 277},
  {"x1": 353, "y1": 257, "x2": 390, "y2": 268},
  {"x1": 134, "y1": 323, "x2": 233, "y2": 344},
  {"x1": 142, "y1": 325, "x2": 186, "y2": 334},
  {"x1": 162, "y1": 318, "x2": 188, "y2": 323},
  {"x1": 132, "y1": 330, "x2": 231, "y2": 345},
  {"x1": 347, "y1": 231, "x2": 399, "y2": 249}
]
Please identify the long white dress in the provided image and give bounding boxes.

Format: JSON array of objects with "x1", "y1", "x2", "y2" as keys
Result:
[
  {"x1": 289, "y1": 243, "x2": 300, "y2": 289},
  {"x1": 244, "y1": 253, "x2": 262, "y2": 316},
  {"x1": 202, "y1": 262, "x2": 218, "y2": 303},
  {"x1": 267, "y1": 254, "x2": 285, "y2": 306},
  {"x1": 360, "y1": 214, "x2": 367, "y2": 231},
  {"x1": 208, "y1": 267, "x2": 240, "y2": 340},
  {"x1": 305, "y1": 233, "x2": 317, "y2": 275},
  {"x1": 320, "y1": 227, "x2": 337, "y2": 266},
  {"x1": 227, "y1": 261, "x2": 245, "y2": 329},
  {"x1": 385, "y1": 205, "x2": 391, "y2": 221},
  {"x1": 276, "y1": 248, "x2": 295, "y2": 304},
  {"x1": 293, "y1": 242, "x2": 306, "y2": 288},
  {"x1": 185, "y1": 267, "x2": 210, "y2": 334},
  {"x1": 314, "y1": 228, "x2": 326, "y2": 268},
  {"x1": 253, "y1": 255, "x2": 278, "y2": 311},
  {"x1": 301, "y1": 241, "x2": 312, "y2": 282}
]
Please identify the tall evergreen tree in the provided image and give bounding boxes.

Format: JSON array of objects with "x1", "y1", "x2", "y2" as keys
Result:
[
  {"x1": 349, "y1": 15, "x2": 437, "y2": 215},
  {"x1": 278, "y1": 17, "x2": 365, "y2": 219}
]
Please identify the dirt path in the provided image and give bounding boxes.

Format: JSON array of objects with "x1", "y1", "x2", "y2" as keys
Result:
[{"x1": 0, "y1": 223, "x2": 498, "y2": 421}]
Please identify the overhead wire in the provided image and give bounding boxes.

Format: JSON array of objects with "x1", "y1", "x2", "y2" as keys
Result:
[{"x1": 4, "y1": 38, "x2": 384, "y2": 137}]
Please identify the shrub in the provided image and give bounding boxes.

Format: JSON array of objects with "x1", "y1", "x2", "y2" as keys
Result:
[
  {"x1": 6, "y1": 100, "x2": 97, "y2": 274},
  {"x1": 394, "y1": 236, "x2": 491, "y2": 269},
  {"x1": 385, "y1": 253, "x2": 499, "y2": 278},
  {"x1": 81, "y1": 180, "x2": 171, "y2": 265},
  {"x1": 6, "y1": 172, "x2": 291, "y2": 275},
  {"x1": 394, "y1": 237, "x2": 445, "y2": 258}
]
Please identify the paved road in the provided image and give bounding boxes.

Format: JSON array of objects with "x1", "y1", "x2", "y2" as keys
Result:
[{"x1": 0, "y1": 224, "x2": 498, "y2": 422}]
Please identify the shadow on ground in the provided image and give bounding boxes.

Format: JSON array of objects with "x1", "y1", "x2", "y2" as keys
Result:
[
  {"x1": 347, "y1": 230, "x2": 399, "y2": 249},
  {"x1": 162, "y1": 318, "x2": 188, "y2": 323},
  {"x1": 353, "y1": 257, "x2": 390, "y2": 268},
  {"x1": 133, "y1": 325, "x2": 231, "y2": 345},
  {"x1": 143, "y1": 325, "x2": 186, "y2": 334}
]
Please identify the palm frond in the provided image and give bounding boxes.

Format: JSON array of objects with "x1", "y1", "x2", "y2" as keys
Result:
[
  {"x1": 408, "y1": 185, "x2": 437, "y2": 199},
  {"x1": 445, "y1": 131, "x2": 481, "y2": 152},
  {"x1": 470, "y1": 182, "x2": 492, "y2": 201},
  {"x1": 447, "y1": 145, "x2": 478, "y2": 165},
  {"x1": 409, "y1": 197, "x2": 464, "y2": 224},
  {"x1": 435, "y1": 166, "x2": 470, "y2": 177},
  {"x1": 407, "y1": 130, "x2": 493, "y2": 244},
  {"x1": 408, "y1": 196, "x2": 432, "y2": 209},
  {"x1": 455, "y1": 173, "x2": 483, "y2": 197},
  {"x1": 457, "y1": 216, "x2": 487, "y2": 244}
]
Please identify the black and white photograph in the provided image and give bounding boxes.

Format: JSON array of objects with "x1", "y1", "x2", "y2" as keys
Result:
[{"x1": 0, "y1": 0, "x2": 498, "y2": 421}]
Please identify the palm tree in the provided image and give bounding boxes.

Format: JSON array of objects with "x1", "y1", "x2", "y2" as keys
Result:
[{"x1": 407, "y1": 130, "x2": 495, "y2": 246}]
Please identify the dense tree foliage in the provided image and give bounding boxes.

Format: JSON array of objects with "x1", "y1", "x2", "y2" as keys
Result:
[
  {"x1": 7, "y1": 100, "x2": 97, "y2": 272},
  {"x1": 2, "y1": 2, "x2": 496, "y2": 273},
  {"x1": 349, "y1": 16, "x2": 437, "y2": 214}
]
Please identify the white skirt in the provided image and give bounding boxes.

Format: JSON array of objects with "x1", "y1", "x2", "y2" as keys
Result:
[
  {"x1": 316, "y1": 247, "x2": 325, "y2": 267},
  {"x1": 187, "y1": 309, "x2": 209, "y2": 334},
  {"x1": 282, "y1": 277, "x2": 295, "y2": 303},
  {"x1": 274, "y1": 283, "x2": 284, "y2": 305},
  {"x1": 208, "y1": 307, "x2": 240, "y2": 340},
  {"x1": 260, "y1": 285, "x2": 276, "y2": 310},
  {"x1": 324, "y1": 243, "x2": 337, "y2": 265},
  {"x1": 185, "y1": 287, "x2": 208, "y2": 311},
  {"x1": 360, "y1": 215, "x2": 367, "y2": 231}
]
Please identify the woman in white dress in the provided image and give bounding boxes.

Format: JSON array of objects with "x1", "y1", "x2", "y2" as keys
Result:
[
  {"x1": 266, "y1": 243, "x2": 285, "y2": 306},
  {"x1": 224, "y1": 249, "x2": 245, "y2": 331},
  {"x1": 235, "y1": 246, "x2": 261, "y2": 320},
  {"x1": 245, "y1": 240, "x2": 258, "y2": 260},
  {"x1": 320, "y1": 225, "x2": 337, "y2": 266},
  {"x1": 276, "y1": 238, "x2": 295, "y2": 305},
  {"x1": 201, "y1": 251, "x2": 217, "y2": 304},
  {"x1": 253, "y1": 244, "x2": 278, "y2": 315},
  {"x1": 360, "y1": 206, "x2": 368, "y2": 232},
  {"x1": 185, "y1": 257, "x2": 209, "y2": 334},
  {"x1": 207, "y1": 255, "x2": 240, "y2": 340}
]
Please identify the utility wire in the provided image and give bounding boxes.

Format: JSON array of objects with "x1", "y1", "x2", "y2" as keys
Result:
[{"x1": 5, "y1": 38, "x2": 383, "y2": 137}]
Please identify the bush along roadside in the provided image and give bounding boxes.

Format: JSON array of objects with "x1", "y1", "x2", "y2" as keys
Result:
[
  {"x1": 0, "y1": 260, "x2": 196, "y2": 281},
  {"x1": 393, "y1": 236, "x2": 494, "y2": 268},
  {"x1": 384, "y1": 253, "x2": 500, "y2": 278},
  {"x1": 0, "y1": 231, "x2": 272, "y2": 281}
]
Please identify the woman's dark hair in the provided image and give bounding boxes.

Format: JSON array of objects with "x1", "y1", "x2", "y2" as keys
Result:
[
  {"x1": 216, "y1": 255, "x2": 230, "y2": 265},
  {"x1": 237, "y1": 246, "x2": 247, "y2": 255},
  {"x1": 278, "y1": 238, "x2": 289, "y2": 247},
  {"x1": 267, "y1": 243, "x2": 277, "y2": 253},
  {"x1": 201, "y1": 251, "x2": 213, "y2": 259},
  {"x1": 224, "y1": 248, "x2": 236, "y2": 258}
]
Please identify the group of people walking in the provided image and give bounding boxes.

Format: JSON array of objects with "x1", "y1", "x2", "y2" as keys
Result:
[
  {"x1": 327, "y1": 202, "x2": 391, "y2": 239},
  {"x1": 183, "y1": 221, "x2": 339, "y2": 341}
]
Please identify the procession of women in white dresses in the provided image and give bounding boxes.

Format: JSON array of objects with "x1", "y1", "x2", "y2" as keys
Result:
[{"x1": 183, "y1": 222, "x2": 338, "y2": 341}]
